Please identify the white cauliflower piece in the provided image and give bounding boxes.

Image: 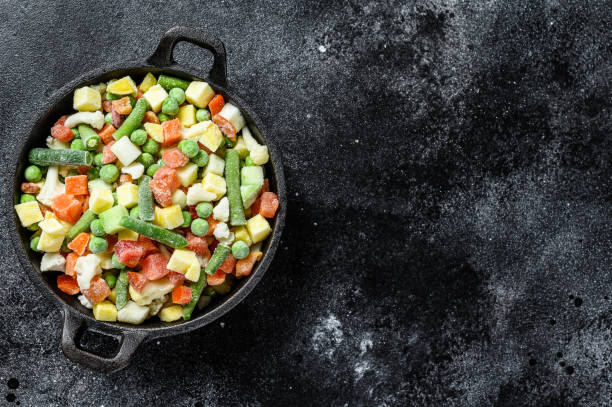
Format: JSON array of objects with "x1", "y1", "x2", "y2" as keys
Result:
[
  {"x1": 147, "y1": 295, "x2": 168, "y2": 318},
  {"x1": 186, "y1": 183, "x2": 216, "y2": 206},
  {"x1": 121, "y1": 162, "x2": 145, "y2": 180},
  {"x1": 218, "y1": 232, "x2": 235, "y2": 246},
  {"x1": 212, "y1": 197, "x2": 229, "y2": 222},
  {"x1": 213, "y1": 222, "x2": 230, "y2": 240},
  {"x1": 64, "y1": 111, "x2": 105, "y2": 130},
  {"x1": 117, "y1": 301, "x2": 149, "y2": 324},
  {"x1": 40, "y1": 253, "x2": 66, "y2": 272},
  {"x1": 75, "y1": 254, "x2": 102, "y2": 290},
  {"x1": 78, "y1": 295, "x2": 93, "y2": 309},
  {"x1": 36, "y1": 166, "x2": 65, "y2": 207},
  {"x1": 46, "y1": 136, "x2": 70, "y2": 150}
]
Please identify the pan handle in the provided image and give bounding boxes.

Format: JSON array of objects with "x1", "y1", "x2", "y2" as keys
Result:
[
  {"x1": 61, "y1": 308, "x2": 148, "y2": 373},
  {"x1": 148, "y1": 26, "x2": 228, "y2": 87}
]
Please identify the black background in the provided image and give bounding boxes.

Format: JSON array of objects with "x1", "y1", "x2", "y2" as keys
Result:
[{"x1": 0, "y1": 1, "x2": 610, "y2": 406}]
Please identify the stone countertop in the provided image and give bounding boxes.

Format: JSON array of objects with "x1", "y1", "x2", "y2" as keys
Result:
[{"x1": 0, "y1": 1, "x2": 610, "y2": 406}]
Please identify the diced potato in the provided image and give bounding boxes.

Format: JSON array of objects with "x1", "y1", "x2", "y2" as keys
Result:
[
  {"x1": 88, "y1": 178, "x2": 112, "y2": 192},
  {"x1": 177, "y1": 104, "x2": 196, "y2": 128},
  {"x1": 153, "y1": 205, "x2": 184, "y2": 229},
  {"x1": 139, "y1": 72, "x2": 157, "y2": 93},
  {"x1": 14, "y1": 201, "x2": 44, "y2": 227},
  {"x1": 184, "y1": 262, "x2": 200, "y2": 282},
  {"x1": 199, "y1": 121, "x2": 224, "y2": 152},
  {"x1": 107, "y1": 76, "x2": 138, "y2": 96},
  {"x1": 233, "y1": 136, "x2": 249, "y2": 159},
  {"x1": 159, "y1": 305, "x2": 183, "y2": 322},
  {"x1": 89, "y1": 188, "x2": 114, "y2": 214},
  {"x1": 73, "y1": 86, "x2": 102, "y2": 112},
  {"x1": 171, "y1": 189, "x2": 187, "y2": 209},
  {"x1": 143, "y1": 84, "x2": 168, "y2": 112},
  {"x1": 185, "y1": 81, "x2": 215, "y2": 108},
  {"x1": 38, "y1": 218, "x2": 64, "y2": 235},
  {"x1": 110, "y1": 136, "x2": 141, "y2": 166},
  {"x1": 37, "y1": 231, "x2": 64, "y2": 253},
  {"x1": 117, "y1": 301, "x2": 149, "y2": 324},
  {"x1": 96, "y1": 252, "x2": 114, "y2": 269},
  {"x1": 121, "y1": 163, "x2": 145, "y2": 180},
  {"x1": 246, "y1": 214, "x2": 272, "y2": 244},
  {"x1": 144, "y1": 122, "x2": 164, "y2": 143},
  {"x1": 250, "y1": 145, "x2": 269, "y2": 165},
  {"x1": 117, "y1": 229, "x2": 138, "y2": 241},
  {"x1": 44, "y1": 212, "x2": 72, "y2": 234},
  {"x1": 128, "y1": 278, "x2": 174, "y2": 306},
  {"x1": 201, "y1": 173, "x2": 226, "y2": 200},
  {"x1": 116, "y1": 182, "x2": 138, "y2": 208},
  {"x1": 167, "y1": 249, "x2": 199, "y2": 274},
  {"x1": 176, "y1": 163, "x2": 198, "y2": 187},
  {"x1": 203, "y1": 154, "x2": 225, "y2": 176},
  {"x1": 93, "y1": 300, "x2": 118, "y2": 322},
  {"x1": 232, "y1": 226, "x2": 253, "y2": 246}
]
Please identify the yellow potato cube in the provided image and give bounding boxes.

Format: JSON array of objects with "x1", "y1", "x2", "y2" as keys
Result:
[
  {"x1": 116, "y1": 182, "x2": 139, "y2": 208},
  {"x1": 38, "y1": 218, "x2": 64, "y2": 235},
  {"x1": 246, "y1": 214, "x2": 272, "y2": 244},
  {"x1": 185, "y1": 81, "x2": 215, "y2": 108},
  {"x1": 143, "y1": 84, "x2": 168, "y2": 112},
  {"x1": 233, "y1": 136, "x2": 250, "y2": 159},
  {"x1": 201, "y1": 173, "x2": 226, "y2": 200},
  {"x1": 171, "y1": 189, "x2": 187, "y2": 209},
  {"x1": 73, "y1": 86, "x2": 102, "y2": 112},
  {"x1": 144, "y1": 122, "x2": 164, "y2": 143},
  {"x1": 37, "y1": 231, "x2": 64, "y2": 252},
  {"x1": 199, "y1": 121, "x2": 224, "y2": 152},
  {"x1": 159, "y1": 305, "x2": 183, "y2": 322},
  {"x1": 89, "y1": 188, "x2": 114, "y2": 214},
  {"x1": 44, "y1": 212, "x2": 72, "y2": 234},
  {"x1": 177, "y1": 104, "x2": 196, "y2": 128},
  {"x1": 184, "y1": 262, "x2": 200, "y2": 282},
  {"x1": 118, "y1": 229, "x2": 139, "y2": 241},
  {"x1": 93, "y1": 301, "x2": 118, "y2": 322},
  {"x1": 14, "y1": 201, "x2": 43, "y2": 227},
  {"x1": 153, "y1": 205, "x2": 184, "y2": 230},
  {"x1": 107, "y1": 76, "x2": 138, "y2": 96},
  {"x1": 167, "y1": 249, "x2": 198, "y2": 274},
  {"x1": 139, "y1": 72, "x2": 157, "y2": 92},
  {"x1": 232, "y1": 226, "x2": 253, "y2": 246},
  {"x1": 176, "y1": 163, "x2": 198, "y2": 187}
]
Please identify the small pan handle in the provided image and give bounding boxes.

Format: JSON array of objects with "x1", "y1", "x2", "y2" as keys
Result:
[
  {"x1": 61, "y1": 309, "x2": 147, "y2": 373},
  {"x1": 148, "y1": 26, "x2": 228, "y2": 87}
]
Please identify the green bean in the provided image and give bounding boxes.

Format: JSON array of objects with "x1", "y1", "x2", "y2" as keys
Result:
[
  {"x1": 28, "y1": 148, "x2": 92, "y2": 166},
  {"x1": 224, "y1": 149, "x2": 246, "y2": 226},
  {"x1": 113, "y1": 98, "x2": 149, "y2": 140},
  {"x1": 137, "y1": 175, "x2": 155, "y2": 221},
  {"x1": 119, "y1": 216, "x2": 188, "y2": 248},
  {"x1": 78, "y1": 124, "x2": 100, "y2": 150},
  {"x1": 158, "y1": 74, "x2": 190, "y2": 91},
  {"x1": 66, "y1": 210, "x2": 97, "y2": 242},
  {"x1": 115, "y1": 270, "x2": 129, "y2": 310}
]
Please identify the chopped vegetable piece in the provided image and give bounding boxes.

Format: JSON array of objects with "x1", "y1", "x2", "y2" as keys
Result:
[
  {"x1": 224, "y1": 149, "x2": 247, "y2": 226},
  {"x1": 65, "y1": 175, "x2": 88, "y2": 195},
  {"x1": 115, "y1": 270, "x2": 129, "y2": 309},
  {"x1": 208, "y1": 94, "x2": 225, "y2": 116},
  {"x1": 51, "y1": 123, "x2": 74, "y2": 142},
  {"x1": 150, "y1": 179, "x2": 173, "y2": 207},
  {"x1": 67, "y1": 232, "x2": 90, "y2": 255},
  {"x1": 66, "y1": 209, "x2": 96, "y2": 241},
  {"x1": 29, "y1": 148, "x2": 92, "y2": 166},
  {"x1": 119, "y1": 216, "x2": 188, "y2": 248},
  {"x1": 127, "y1": 271, "x2": 148, "y2": 293},
  {"x1": 141, "y1": 253, "x2": 170, "y2": 280},
  {"x1": 82, "y1": 275, "x2": 111, "y2": 305},
  {"x1": 161, "y1": 119, "x2": 182, "y2": 146},
  {"x1": 112, "y1": 97, "x2": 133, "y2": 115},
  {"x1": 172, "y1": 285, "x2": 192, "y2": 305},
  {"x1": 207, "y1": 269, "x2": 226, "y2": 286},
  {"x1": 158, "y1": 74, "x2": 190, "y2": 91},
  {"x1": 115, "y1": 240, "x2": 145, "y2": 268},
  {"x1": 65, "y1": 252, "x2": 79, "y2": 277},
  {"x1": 235, "y1": 251, "x2": 263, "y2": 277},
  {"x1": 137, "y1": 175, "x2": 155, "y2": 221},
  {"x1": 52, "y1": 193, "x2": 82, "y2": 223},
  {"x1": 103, "y1": 272, "x2": 118, "y2": 289},
  {"x1": 218, "y1": 253, "x2": 237, "y2": 274},
  {"x1": 162, "y1": 148, "x2": 189, "y2": 168},
  {"x1": 113, "y1": 98, "x2": 148, "y2": 140},
  {"x1": 98, "y1": 123, "x2": 116, "y2": 144},
  {"x1": 78, "y1": 124, "x2": 101, "y2": 151},
  {"x1": 153, "y1": 166, "x2": 180, "y2": 192},
  {"x1": 259, "y1": 192, "x2": 280, "y2": 218},
  {"x1": 186, "y1": 232, "x2": 210, "y2": 258},
  {"x1": 58, "y1": 275, "x2": 80, "y2": 295}
]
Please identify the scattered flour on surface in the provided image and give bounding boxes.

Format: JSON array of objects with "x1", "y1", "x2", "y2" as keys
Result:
[{"x1": 312, "y1": 314, "x2": 344, "y2": 359}]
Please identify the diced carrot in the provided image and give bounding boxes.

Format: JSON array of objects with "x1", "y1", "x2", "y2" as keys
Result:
[
  {"x1": 143, "y1": 111, "x2": 159, "y2": 124},
  {"x1": 141, "y1": 253, "x2": 169, "y2": 280},
  {"x1": 149, "y1": 179, "x2": 173, "y2": 207},
  {"x1": 235, "y1": 251, "x2": 263, "y2": 278},
  {"x1": 161, "y1": 119, "x2": 182, "y2": 147},
  {"x1": 102, "y1": 141, "x2": 117, "y2": 164},
  {"x1": 119, "y1": 174, "x2": 133, "y2": 185},
  {"x1": 207, "y1": 269, "x2": 226, "y2": 286},
  {"x1": 212, "y1": 114, "x2": 236, "y2": 141},
  {"x1": 82, "y1": 276, "x2": 110, "y2": 304},
  {"x1": 77, "y1": 166, "x2": 90, "y2": 175},
  {"x1": 259, "y1": 192, "x2": 279, "y2": 218},
  {"x1": 98, "y1": 123, "x2": 116, "y2": 144},
  {"x1": 65, "y1": 252, "x2": 79, "y2": 277},
  {"x1": 115, "y1": 240, "x2": 145, "y2": 268},
  {"x1": 251, "y1": 197, "x2": 262, "y2": 216},
  {"x1": 21, "y1": 182, "x2": 41, "y2": 194},
  {"x1": 171, "y1": 285, "x2": 192, "y2": 305},
  {"x1": 261, "y1": 179, "x2": 270, "y2": 194},
  {"x1": 168, "y1": 271, "x2": 185, "y2": 287},
  {"x1": 206, "y1": 215, "x2": 218, "y2": 237},
  {"x1": 55, "y1": 115, "x2": 68, "y2": 126},
  {"x1": 153, "y1": 166, "x2": 179, "y2": 192},
  {"x1": 102, "y1": 100, "x2": 113, "y2": 113},
  {"x1": 208, "y1": 94, "x2": 225, "y2": 116},
  {"x1": 65, "y1": 175, "x2": 89, "y2": 195},
  {"x1": 51, "y1": 123, "x2": 74, "y2": 142},
  {"x1": 137, "y1": 235, "x2": 159, "y2": 256},
  {"x1": 112, "y1": 97, "x2": 132, "y2": 115},
  {"x1": 218, "y1": 253, "x2": 236, "y2": 274},
  {"x1": 52, "y1": 193, "x2": 82, "y2": 224},
  {"x1": 186, "y1": 232, "x2": 209, "y2": 258},
  {"x1": 57, "y1": 275, "x2": 80, "y2": 295},
  {"x1": 67, "y1": 232, "x2": 90, "y2": 256},
  {"x1": 127, "y1": 271, "x2": 148, "y2": 293},
  {"x1": 162, "y1": 148, "x2": 189, "y2": 168}
]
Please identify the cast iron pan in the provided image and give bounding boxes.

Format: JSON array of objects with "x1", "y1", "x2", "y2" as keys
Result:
[{"x1": 7, "y1": 26, "x2": 286, "y2": 373}]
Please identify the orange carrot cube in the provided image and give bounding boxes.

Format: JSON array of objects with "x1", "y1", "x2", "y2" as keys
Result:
[{"x1": 65, "y1": 175, "x2": 89, "y2": 195}]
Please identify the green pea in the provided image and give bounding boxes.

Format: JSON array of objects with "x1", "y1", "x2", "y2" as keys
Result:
[
  {"x1": 231, "y1": 241, "x2": 250, "y2": 259},
  {"x1": 71, "y1": 139, "x2": 85, "y2": 151},
  {"x1": 72, "y1": 128, "x2": 80, "y2": 138},
  {"x1": 104, "y1": 112, "x2": 113, "y2": 125},
  {"x1": 158, "y1": 113, "x2": 171, "y2": 122},
  {"x1": 105, "y1": 92, "x2": 120, "y2": 101},
  {"x1": 100, "y1": 164, "x2": 119, "y2": 183},
  {"x1": 112, "y1": 253, "x2": 126, "y2": 269},
  {"x1": 191, "y1": 150, "x2": 209, "y2": 167},
  {"x1": 130, "y1": 206, "x2": 139, "y2": 218},
  {"x1": 196, "y1": 109, "x2": 210, "y2": 122},
  {"x1": 190, "y1": 218, "x2": 209, "y2": 236},
  {"x1": 90, "y1": 219, "x2": 106, "y2": 237},
  {"x1": 93, "y1": 153, "x2": 104, "y2": 166},
  {"x1": 161, "y1": 97, "x2": 179, "y2": 115},
  {"x1": 245, "y1": 156, "x2": 255, "y2": 166},
  {"x1": 20, "y1": 194, "x2": 36, "y2": 203},
  {"x1": 169, "y1": 88, "x2": 186, "y2": 104},
  {"x1": 89, "y1": 236, "x2": 108, "y2": 254},
  {"x1": 195, "y1": 202, "x2": 213, "y2": 218},
  {"x1": 178, "y1": 139, "x2": 199, "y2": 158},
  {"x1": 27, "y1": 224, "x2": 39, "y2": 232},
  {"x1": 130, "y1": 129, "x2": 147, "y2": 146},
  {"x1": 103, "y1": 271, "x2": 118, "y2": 289},
  {"x1": 30, "y1": 236, "x2": 41, "y2": 252},
  {"x1": 182, "y1": 211, "x2": 192, "y2": 228},
  {"x1": 88, "y1": 167, "x2": 100, "y2": 180},
  {"x1": 138, "y1": 153, "x2": 155, "y2": 168},
  {"x1": 24, "y1": 165, "x2": 42, "y2": 182},
  {"x1": 142, "y1": 138, "x2": 160, "y2": 155},
  {"x1": 146, "y1": 163, "x2": 161, "y2": 177}
]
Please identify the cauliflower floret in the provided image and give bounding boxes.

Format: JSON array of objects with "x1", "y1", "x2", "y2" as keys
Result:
[
  {"x1": 147, "y1": 295, "x2": 168, "y2": 318},
  {"x1": 75, "y1": 254, "x2": 102, "y2": 290},
  {"x1": 186, "y1": 183, "x2": 216, "y2": 206},
  {"x1": 78, "y1": 295, "x2": 93, "y2": 309},
  {"x1": 36, "y1": 166, "x2": 65, "y2": 207},
  {"x1": 212, "y1": 197, "x2": 229, "y2": 222},
  {"x1": 46, "y1": 136, "x2": 70, "y2": 150},
  {"x1": 40, "y1": 253, "x2": 66, "y2": 272},
  {"x1": 121, "y1": 162, "x2": 145, "y2": 180},
  {"x1": 117, "y1": 301, "x2": 149, "y2": 324},
  {"x1": 218, "y1": 232, "x2": 235, "y2": 246},
  {"x1": 213, "y1": 222, "x2": 230, "y2": 240},
  {"x1": 64, "y1": 111, "x2": 105, "y2": 130}
]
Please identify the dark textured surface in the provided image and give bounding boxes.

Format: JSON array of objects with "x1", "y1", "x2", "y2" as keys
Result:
[{"x1": 0, "y1": 1, "x2": 610, "y2": 406}]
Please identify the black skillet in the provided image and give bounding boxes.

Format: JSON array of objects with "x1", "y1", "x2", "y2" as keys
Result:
[{"x1": 7, "y1": 26, "x2": 286, "y2": 373}]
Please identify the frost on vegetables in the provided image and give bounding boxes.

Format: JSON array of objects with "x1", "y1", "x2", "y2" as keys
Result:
[{"x1": 15, "y1": 73, "x2": 279, "y2": 324}]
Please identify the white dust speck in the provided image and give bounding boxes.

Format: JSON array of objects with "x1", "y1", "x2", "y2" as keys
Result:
[
  {"x1": 360, "y1": 337, "x2": 373, "y2": 355},
  {"x1": 156, "y1": 341, "x2": 160, "y2": 345},
  {"x1": 355, "y1": 139, "x2": 360, "y2": 143},
  {"x1": 220, "y1": 322, "x2": 225, "y2": 328},
  {"x1": 318, "y1": 45, "x2": 327, "y2": 53},
  {"x1": 354, "y1": 360, "x2": 372, "y2": 381},
  {"x1": 314, "y1": 222, "x2": 318, "y2": 226},
  {"x1": 312, "y1": 314, "x2": 344, "y2": 359}
]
